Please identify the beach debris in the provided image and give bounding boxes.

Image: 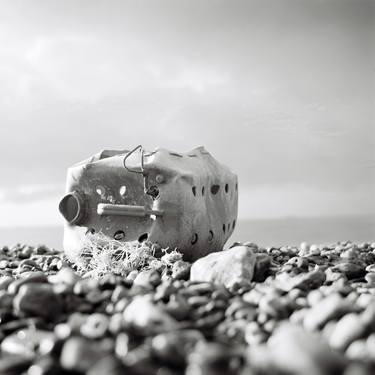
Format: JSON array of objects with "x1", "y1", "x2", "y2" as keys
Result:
[{"x1": 59, "y1": 146, "x2": 238, "y2": 261}]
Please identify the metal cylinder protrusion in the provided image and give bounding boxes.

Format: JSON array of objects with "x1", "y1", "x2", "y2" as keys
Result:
[{"x1": 97, "y1": 203, "x2": 163, "y2": 218}]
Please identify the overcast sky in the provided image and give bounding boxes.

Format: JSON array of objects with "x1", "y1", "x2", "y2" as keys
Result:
[{"x1": 0, "y1": 0, "x2": 374, "y2": 226}]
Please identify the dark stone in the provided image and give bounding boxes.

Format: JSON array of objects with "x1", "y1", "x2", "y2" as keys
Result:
[
  {"x1": 13, "y1": 283, "x2": 63, "y2": 320},
  {"x1": 332, "y1": 263, "x2": 366, "y2": 280},
  {"x1": 0, "y1": 355, "x2": 32, "y2": 375}
]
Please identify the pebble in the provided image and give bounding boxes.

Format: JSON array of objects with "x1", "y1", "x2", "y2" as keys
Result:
[
  {"x1": 276, "y1": 269, "x2": 326, "y2": 292},
  {"x1": 151, "y1": 329, "x2": 204, "y2": 366},
  {"x1": 304, "y1": 294, "x2": 354, "y2": 331},
  {"x1": 0, "y1": 355, "x2": 32, "y2": 375},
  {"x1": 87, "y1": 355, "x2": 127, "y2": 375},
  {"x1": 190, "y1": 245, "x2": 257, "y2": 288},
  {"x1": 60, "y1": 337, "x2": 110, "y2": 372},
  {"x1": 332, "y1": 263, "x2": 366, "y2": 280},
  {"x1": 186, "y1": 342, "x2": 243, "y2": 375},
  {"x1": 268, "y1": 323, "x2": 347, "y2": 375},
  {"x1": 329, "y1": 313, "x2": 367, "y2": 351},
  {"x1": 123, "y1": 295, "x2": 178, "y2": 335},
  {"x1": 13, "y1": 283, "x2": 63, "y2": 320}
]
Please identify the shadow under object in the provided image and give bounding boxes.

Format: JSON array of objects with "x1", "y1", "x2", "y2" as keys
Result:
[{"x1": 59, "y1": 146, "x2": 238, "y2": 261}]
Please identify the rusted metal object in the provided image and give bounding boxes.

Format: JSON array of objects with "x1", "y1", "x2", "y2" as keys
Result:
[{"x1": 59, "y1": 146, "x2": 238, "y2": 261}]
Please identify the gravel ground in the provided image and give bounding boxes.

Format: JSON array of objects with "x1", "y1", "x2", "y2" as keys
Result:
[{"x1": 1, "y1": 240, "x2": 375, "y2": 374}]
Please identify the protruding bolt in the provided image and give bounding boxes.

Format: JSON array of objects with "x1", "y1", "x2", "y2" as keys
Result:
[{"x1": 155, "y1": 174, "x2": 164, "y2": 183}]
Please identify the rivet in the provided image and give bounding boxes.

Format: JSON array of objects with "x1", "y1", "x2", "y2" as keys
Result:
[{"x1": 156, "y1": 174, "x2": 164, "y2": 183}]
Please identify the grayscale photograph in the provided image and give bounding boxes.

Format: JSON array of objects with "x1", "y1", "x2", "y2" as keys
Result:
[{"x1": 0, "y1": 1, "x2": 374, "y2": 374}]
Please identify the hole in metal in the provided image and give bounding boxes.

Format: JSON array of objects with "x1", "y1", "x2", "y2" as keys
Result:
[
  {"x1": 225, "y1": 184, "x2": 229, "y2": 193},
  {"x1": 235, "y1": 183, "x2": 238, "y2": 191},
  {"x1": 169, "y1": 152, "x2": 183, "y2": 158},
  {"x1": 208, "y1": 230, "x2": 214, "y2": 242},
  {"x1": 211, "y1": 185, "x2": 220, "y2": 195},
  {"x1": 138, "y1": 233, "x2": 149, "y2": 243},
  {"x1": 146, "y1": 185, "x2": 160, "y2": 200},
  {"x1": 223, "y1": 224, "x2": 226, "y2": 234},
  {"x1": 96, "y1": 186, "x2": 105, "y2": 196},
  {"x1": 114, "y1": 230, "x2": 125, "y2": 241},
  {"x1": 119, "y1": 185, "x2": 127, "y2": 197},
  {"x1": 192, "y1": 186, "x2": 197, "y2": 196},
  {"x1": 232, "y1": 220, "x2": 236, "y2": 230},
  {"x1": 202, "y1": 186, "x2": 205, "y2": 196},
  {"x1": 191, "y1": 233, "x2": 198, "y2": 245}
]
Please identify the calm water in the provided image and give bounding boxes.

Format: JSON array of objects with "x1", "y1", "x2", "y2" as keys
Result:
[{"x1": 0, "y1": 215, "x2": 374, "y2": 250}]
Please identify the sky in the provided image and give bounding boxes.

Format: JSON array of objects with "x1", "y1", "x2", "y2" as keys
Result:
[{"x1": 0, "y1": 0, "x2": 374, "y2": 227}]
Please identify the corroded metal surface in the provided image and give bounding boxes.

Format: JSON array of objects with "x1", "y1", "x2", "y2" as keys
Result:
[{"x1": 59, "y1": 146, "x2": 238, "y2": 261}]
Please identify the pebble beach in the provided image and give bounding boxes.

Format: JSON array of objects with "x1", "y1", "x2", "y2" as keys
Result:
[{"x1": 1, "y1": 240, "x2": 375, "y2": 375}]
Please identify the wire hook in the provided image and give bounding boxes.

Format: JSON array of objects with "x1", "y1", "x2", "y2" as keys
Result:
[{"x1": 123, "y1": 145, "x2": 144, "y2": 175}]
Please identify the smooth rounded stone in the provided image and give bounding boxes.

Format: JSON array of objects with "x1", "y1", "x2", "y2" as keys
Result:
[
  {"x1": 289, "y1": 308, "x2": 308, "y2": 325},
  {"x1": 332, "y1": 263, "x2": 366, "y2": 280},
  {"x1": 80, "y1": 313, "x2": 109, "y2": 339},
  {"x1": 123, "y1": 295, "x2": 178, "y2": 335},
  {"x1": 365, "y1": 273, "x2": 375, "y2": 284},
  {"x1": 190, "y1": 245, "x2": 257, "y2": 289},
  {"x1": 366, "y1": 333, "x2": 375, "y2": 360},
  {"x1": 252, "y1": 254, "x2": 271, "y2": 282},
  {"x1": 246, "y1": 344, "x2": 275, "y2": 375},
  {"x1": 356, "y1": 294, "x2": 375, "y2": 309},
  {"x1": 115, "y1": 332, "x2": 129, "y2": 358},
  {"x1": 366, "y1": 264, "x2": 375, "y2": 273},
  {"x1": 245, "y1": 322, "x2": 267, "y2": 346},
  {"x1": 0, "y1": 355, "x2": 32, "y2": 375},
  {"x1": 299, "y1": 242, "x2": 310, "y2": 256},
  {"x1": 186, "y1": 342, "x2": 244, "y2": 375},
  {"x1": 133, "y1": 270, "x2": 161, "y2": 289},
  {"x1": 8, "y1": 272, "x2": 48, "y2": 295},
  {"x1": 275, "y1": 269, "x2": 326, "y2": 292},
  {"x1": 13, "y1": 283, "x2": 63, "y2": 320},
  {"x1": 164, "y1": 294, "x2": 191, "y2": 321},
  {"x1": 359, "y1": 300, "x2": 375, "y2": 323},
  {"x1": 27, "y1": 357, "x2": 71, "y2": 375},
  {"x1": 307, "y1": 289, "x2": 324, "y2": 306},
  {"x1": 268, "y1": 323, "x2": 347, "y2": 375},
  {"x1": 60, "y1": 337, "x2": 111, "y2": 372},
  {"x1": 303, "y1": 293, "x2": 354, "y2": 331},
  {"x1": 0, "y1": 291, "x2": 13, "y2": 310},
  {"x1": 151, "y1": 329, "x2": 205, "y2": 366},
  {"x1": 309, "y1": 244, "x2": 321, "y2": 256},
  {"x1": 0, "y1": 276, "x2": 14, "y2": 290},
  {"x1": 172, "y1": 260, "x2": 191, "y2": 280},
  {"x1": 87, "y1": 355, "x2": 127, "y2": 375},
  {"x1": 1, "y1": 328, "x2": 55, "y2": 358},
  {"x1": 242, "y1": 288, "x2": 263, "y2": 305},
  {"x1": 258, "y1": 295, "x2": 289, "y2": 319},
  {"x1": 48, "y1": 267, "x2": 80, "y2": 286},
  {"x1": 343, "y1": 363, "x2": 375, "y2": 375},
  {"x1": 329, "y1": 313, "x2": 367, "y2": 351},
  {"x1": 346, "y1": 339, "x2": 369, "y2": 361}
]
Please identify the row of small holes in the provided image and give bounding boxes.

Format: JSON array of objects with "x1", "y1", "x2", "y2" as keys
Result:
[
  {"x1": 190, "y1": 221, "x2": 236, "y2": 246},
  {"x1": 96, "y1": 185, "x2": 127, "y2": 198},
  {"x1": 223, "y1": 220, "x2": 236, "y2": 234},
  {"x1": 192, "y1": 183, "x2": 236, "y2": 197},
  {"x1": 191, "y1": 230, "x2": 215, "y2": 245},
  {"x1": 113, "y1": 230, "x2": 149, "y2": 243}
]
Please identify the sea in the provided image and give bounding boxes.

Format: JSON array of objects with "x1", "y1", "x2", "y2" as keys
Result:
[{"x1": 0, "y1": 215, "x2": 374, "y2": 250}]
